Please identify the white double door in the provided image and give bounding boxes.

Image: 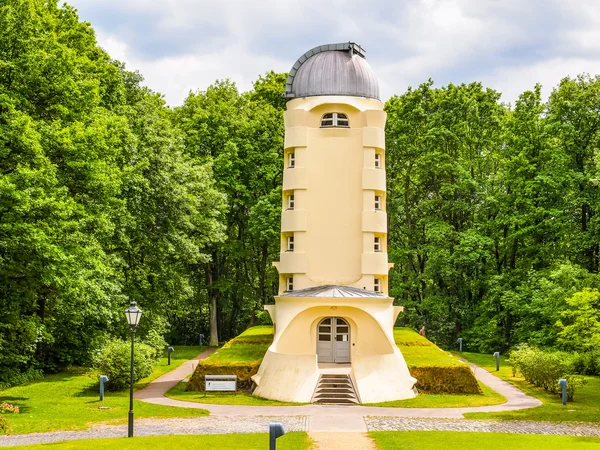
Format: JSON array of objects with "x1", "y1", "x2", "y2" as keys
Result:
[{"x1": 317, "y1": 317, "x2": 350, "y2": 363}]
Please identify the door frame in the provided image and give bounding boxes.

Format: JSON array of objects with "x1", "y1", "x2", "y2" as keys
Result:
[{"x1": 316, "y1": 316, "x2": 351, "y2": 364}]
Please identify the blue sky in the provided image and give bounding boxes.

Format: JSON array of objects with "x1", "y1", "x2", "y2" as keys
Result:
[{"x1": 69, "y1": 0, "x2": 600, "y2": 106}]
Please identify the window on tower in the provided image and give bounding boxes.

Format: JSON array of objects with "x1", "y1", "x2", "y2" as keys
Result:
[
  {"x1": 374, "y1": 278, "x2": 381, "y2": 292},
  {"x1": 287, "y1": 235, "x2": 294, "y2": 252},
  {"x1": 374, "y1": 236, "x2": 381, "y2": 252},
  {"x1": 287, "y1": 194, "x2": 295, "y2": 210},
  {"x1": 286, "y1": 276, "x2": 294, "y2": 292},
  {"x1": 288, "y1": 151, "x2": 295, "y2": 168},
  {"x1": 374, "y1": 195, "x2": 381, "y2": 210},
  {"x1": 375, "y1": 153, "x2": 382, "y2": 168},
  {"x1": 321, "y1": 113, "x2": 349, "y2": 128}
]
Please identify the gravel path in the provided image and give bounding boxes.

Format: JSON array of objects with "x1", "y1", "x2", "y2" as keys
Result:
[
  {"x1": 366, "y1": 417, "x2": 600, "y2": 437},
  {"x1": 0, "y1": 416, "x2": 309, "y2": 447}
]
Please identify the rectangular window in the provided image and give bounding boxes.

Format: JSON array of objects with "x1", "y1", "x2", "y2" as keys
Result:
[
  {"x1": 374, "y1": 236, "x2": 381, "y2": 252},
  {"x1": 374, "y1": 278, "x2": 381, "y2": 292},
  {"x1": 374, "y1": 195, "x2": 381, "y2": 210},
  {"x1": 288, "y1": 194, "x2": 295, "y2": 210},
  {"x1": 375, "y1": 153, "x2": 381, "y2": 169},
  {"x1": 286, "y1": 277, "x2": 294, "y2": 292},
  {"x1": 288, "y1": 151, "x2": 295, "y2": 168},
  {"x1": 287, "y1": 235, "x2": 294, "y2": 251}
]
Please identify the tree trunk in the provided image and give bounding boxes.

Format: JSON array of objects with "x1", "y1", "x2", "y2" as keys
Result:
[{"x1": 205, "y1": 261, "x2": 219, "y2": 347}]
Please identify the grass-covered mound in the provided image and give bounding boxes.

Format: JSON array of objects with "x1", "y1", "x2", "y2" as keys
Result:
[
  {"x1": 187, "y1": 326, "x2": 273, "y2": 391},
  {"x1": 395, "y1": 328, "x2": 481, "y2": 394}
]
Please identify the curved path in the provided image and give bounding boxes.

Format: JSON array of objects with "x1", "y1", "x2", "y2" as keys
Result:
[
  {"x1": 2, "y1": 354, "x2": 599, "y2": 447},
  {"x1": 137, "y1": 353, "x2": 542, "y2": 432}
]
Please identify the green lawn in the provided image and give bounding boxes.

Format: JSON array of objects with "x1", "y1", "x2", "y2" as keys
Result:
[
  {"x1": 370, "y1": 431, "x2": 600, "y2": 450},
  {"x1": 366, "y1": 380, "x2": 505, "y2": 408},
  {"x1": 0, "y1": 347, "x2": 209, "y2": 434},
  {"x1": 394, "y1": 328, "x2": 463, "y2": 367},
  {"x1": 166, "y1": 381, "x2": 305, "y2": 406},
  {"x1": 456, "y1": 352, "x2": 600, "y2": 422},
  {"x1": 7, "y1": 432, "x2": 312, "y2": 449},
  {"x1": 207, "y1": 326, "x2": 273, "y2": 363}
]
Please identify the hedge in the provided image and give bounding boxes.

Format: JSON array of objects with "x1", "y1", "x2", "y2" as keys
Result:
[{"x1": 408, "y1": 365, "x2": 482, "y2": 394}]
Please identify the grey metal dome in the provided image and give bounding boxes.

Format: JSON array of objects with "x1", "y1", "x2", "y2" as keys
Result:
[{"x1": 284, "y1": 42, "x2": 380, "y2": 100}]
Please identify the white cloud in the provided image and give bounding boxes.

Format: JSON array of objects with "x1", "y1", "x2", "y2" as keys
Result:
[{"x1": 71, "y1": 0, "x2": 600, "y2": 105}]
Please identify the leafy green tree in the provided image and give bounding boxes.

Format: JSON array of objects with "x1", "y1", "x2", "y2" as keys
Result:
[{"x1": 557, "y1": 288, "x2": 600, "y2": 351}]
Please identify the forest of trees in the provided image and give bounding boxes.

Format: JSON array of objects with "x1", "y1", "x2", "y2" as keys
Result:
[{"x1": 1, "y1": 0, "x2": 600, "y2": 385}]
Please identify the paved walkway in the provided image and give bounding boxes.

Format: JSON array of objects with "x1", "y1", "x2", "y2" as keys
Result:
[
  {"x1": 2, "y1": 352, "x2": 599, "y2": 447},
  {"x1": 137, "y1": 357, "x2": 543, "y2": 432}
]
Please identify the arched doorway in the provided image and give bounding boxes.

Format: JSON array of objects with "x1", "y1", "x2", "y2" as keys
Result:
[{"x1": 317, "y1": 317, "x2": 350, "y2": 363}]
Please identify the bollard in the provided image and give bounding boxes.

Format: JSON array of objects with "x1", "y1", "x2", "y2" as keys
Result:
[
  {"x1": 199, "y1": 334, "x2": 205, "y2": 346},
  {"x1": 558, "y1": 378, "x2": 567, "y2": 405},
  {"x1": 99, "y1": 375, "x2": 109, "y2": 401},
  {"x1": 458, "y1": 338, "x2": 463, "y2": 352},
  {"x1": 493, "y1": 352, "x2": 500, "y2": 371},
  {"x1": 269, "y1": 422, "x2": 286, "y2": 450},
  {"x1": 168, "y1": 346, "x2": 174, "y2": 365}
]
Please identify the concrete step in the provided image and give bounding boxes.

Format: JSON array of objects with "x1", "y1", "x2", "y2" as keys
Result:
[{"x1": 311, "y1": 373, "x2": 359, "y2": 404}]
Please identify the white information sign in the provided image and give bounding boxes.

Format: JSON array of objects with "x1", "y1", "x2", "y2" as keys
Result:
[{"x1": 205, "y1": 376, "x2": 237, "y2": 392}]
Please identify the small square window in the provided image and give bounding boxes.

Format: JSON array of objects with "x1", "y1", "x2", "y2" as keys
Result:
[
  {"x1": 374, "y1": 237, "x2": 381, "y2": 252},
  {"x1": 374, "y1": 195, "x2": 381, "y2": 210},
  {"x1": 288, "y1": 152, "x2": 295, "y2": 168},
  {"x1": 286, "y1": 277, "x2": 294, "y2": 291},
  {"x1": 375, "y1": 153, "x2": 381, "y2": 168},
  {"x1": 374, "y1": 278, "x2": 381, "y2": 292},
  {"x1": 287, "y1": 235, "x2": 294, "y2": 251},
  {"x1": 288, "y1": 194, "x2": 295, "y2": 210}
]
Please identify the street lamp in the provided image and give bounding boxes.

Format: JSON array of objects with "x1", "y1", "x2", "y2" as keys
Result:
[{"x1": 125, "y1": 301, "x2": 142, "y2": 438}]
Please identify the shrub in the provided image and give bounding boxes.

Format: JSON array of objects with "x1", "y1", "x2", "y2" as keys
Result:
[
  {"x1": 572, "y1": 350, "x2": 600, "y2": 376},
  {"x1": 0, "y1": 403, "x2": 19, "y2": 414},
  {"x1": 0, "y1": 416, "x2": 11, "y2": 434},
  {"x1": 255, "y1": 311, "x2": 273, "y2": 326},
  {"x1": 93, "y1": 338, "x2": 156, "y2": 391},
  {"x1": 564, "y1": 374, "x2": 587, "y2": 401},
  {"x1": 509, "y1": 345, "x2": 582, "y2": 398}
]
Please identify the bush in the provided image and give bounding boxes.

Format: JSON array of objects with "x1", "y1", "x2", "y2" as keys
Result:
[
  {"x1": 509, "y1": 345, "x2": 583, "y2": 399},
  {"x1": 93, "y1": 338, "x2": 156, "y2": 391},
  {"x1": 564, "y1": 374, "x2": 587, "y2": 401},
  {"x1": 572, "y1": 350, "x2": 600, "y2": 376},
  {"x1": 0, "y1": 416, "x2": 11, "y2": 434},
  {"x1": 255, "y1": 311, "x2": 273, "y2": 326}
]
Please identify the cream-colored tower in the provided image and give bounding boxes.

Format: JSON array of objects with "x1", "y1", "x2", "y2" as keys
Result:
[{"x1": 252, "y1": 43, "x2": 416, "y2": 403}]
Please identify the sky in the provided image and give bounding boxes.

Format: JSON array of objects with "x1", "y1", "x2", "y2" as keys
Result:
[{"x1": 68, "y1": 0, "x2": 600, "y2": 107}]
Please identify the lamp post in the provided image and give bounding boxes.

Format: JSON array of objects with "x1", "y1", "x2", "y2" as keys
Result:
[{"x1": 124, "y1": 301, "x2": 142, "y2": 438}]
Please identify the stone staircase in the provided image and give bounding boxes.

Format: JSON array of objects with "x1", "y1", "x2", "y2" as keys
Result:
[{"x1": 312, "y1": 374, "x2": 359, "y2": 404}]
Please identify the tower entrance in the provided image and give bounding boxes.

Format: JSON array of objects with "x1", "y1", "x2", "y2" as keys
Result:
[{"x1": 317, "y1": 317, "x2": 350, "y2": 363}]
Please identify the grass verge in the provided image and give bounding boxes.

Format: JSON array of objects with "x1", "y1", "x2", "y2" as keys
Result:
[
  {"x1": 369, "y1": 431, "x2": 600, "y2": 450},
  {"x1": 0, "y1": 347, "x2": 209, "y2": 434},
  {"x1": 457, "y1": 351, "x2": 600, "y2": 422},
  {"x1": 7, "y1": 432, "x2": 312, "y2": 449}
]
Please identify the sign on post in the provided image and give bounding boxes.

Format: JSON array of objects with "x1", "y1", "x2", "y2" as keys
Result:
[{"x1": 205, "y1": 375, "x2": 237, "y2": 392}]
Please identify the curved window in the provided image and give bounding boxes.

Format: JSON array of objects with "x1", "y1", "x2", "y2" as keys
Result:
[{"x1": 321, "y1": 113, "x2": 349, "y2": 128}]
